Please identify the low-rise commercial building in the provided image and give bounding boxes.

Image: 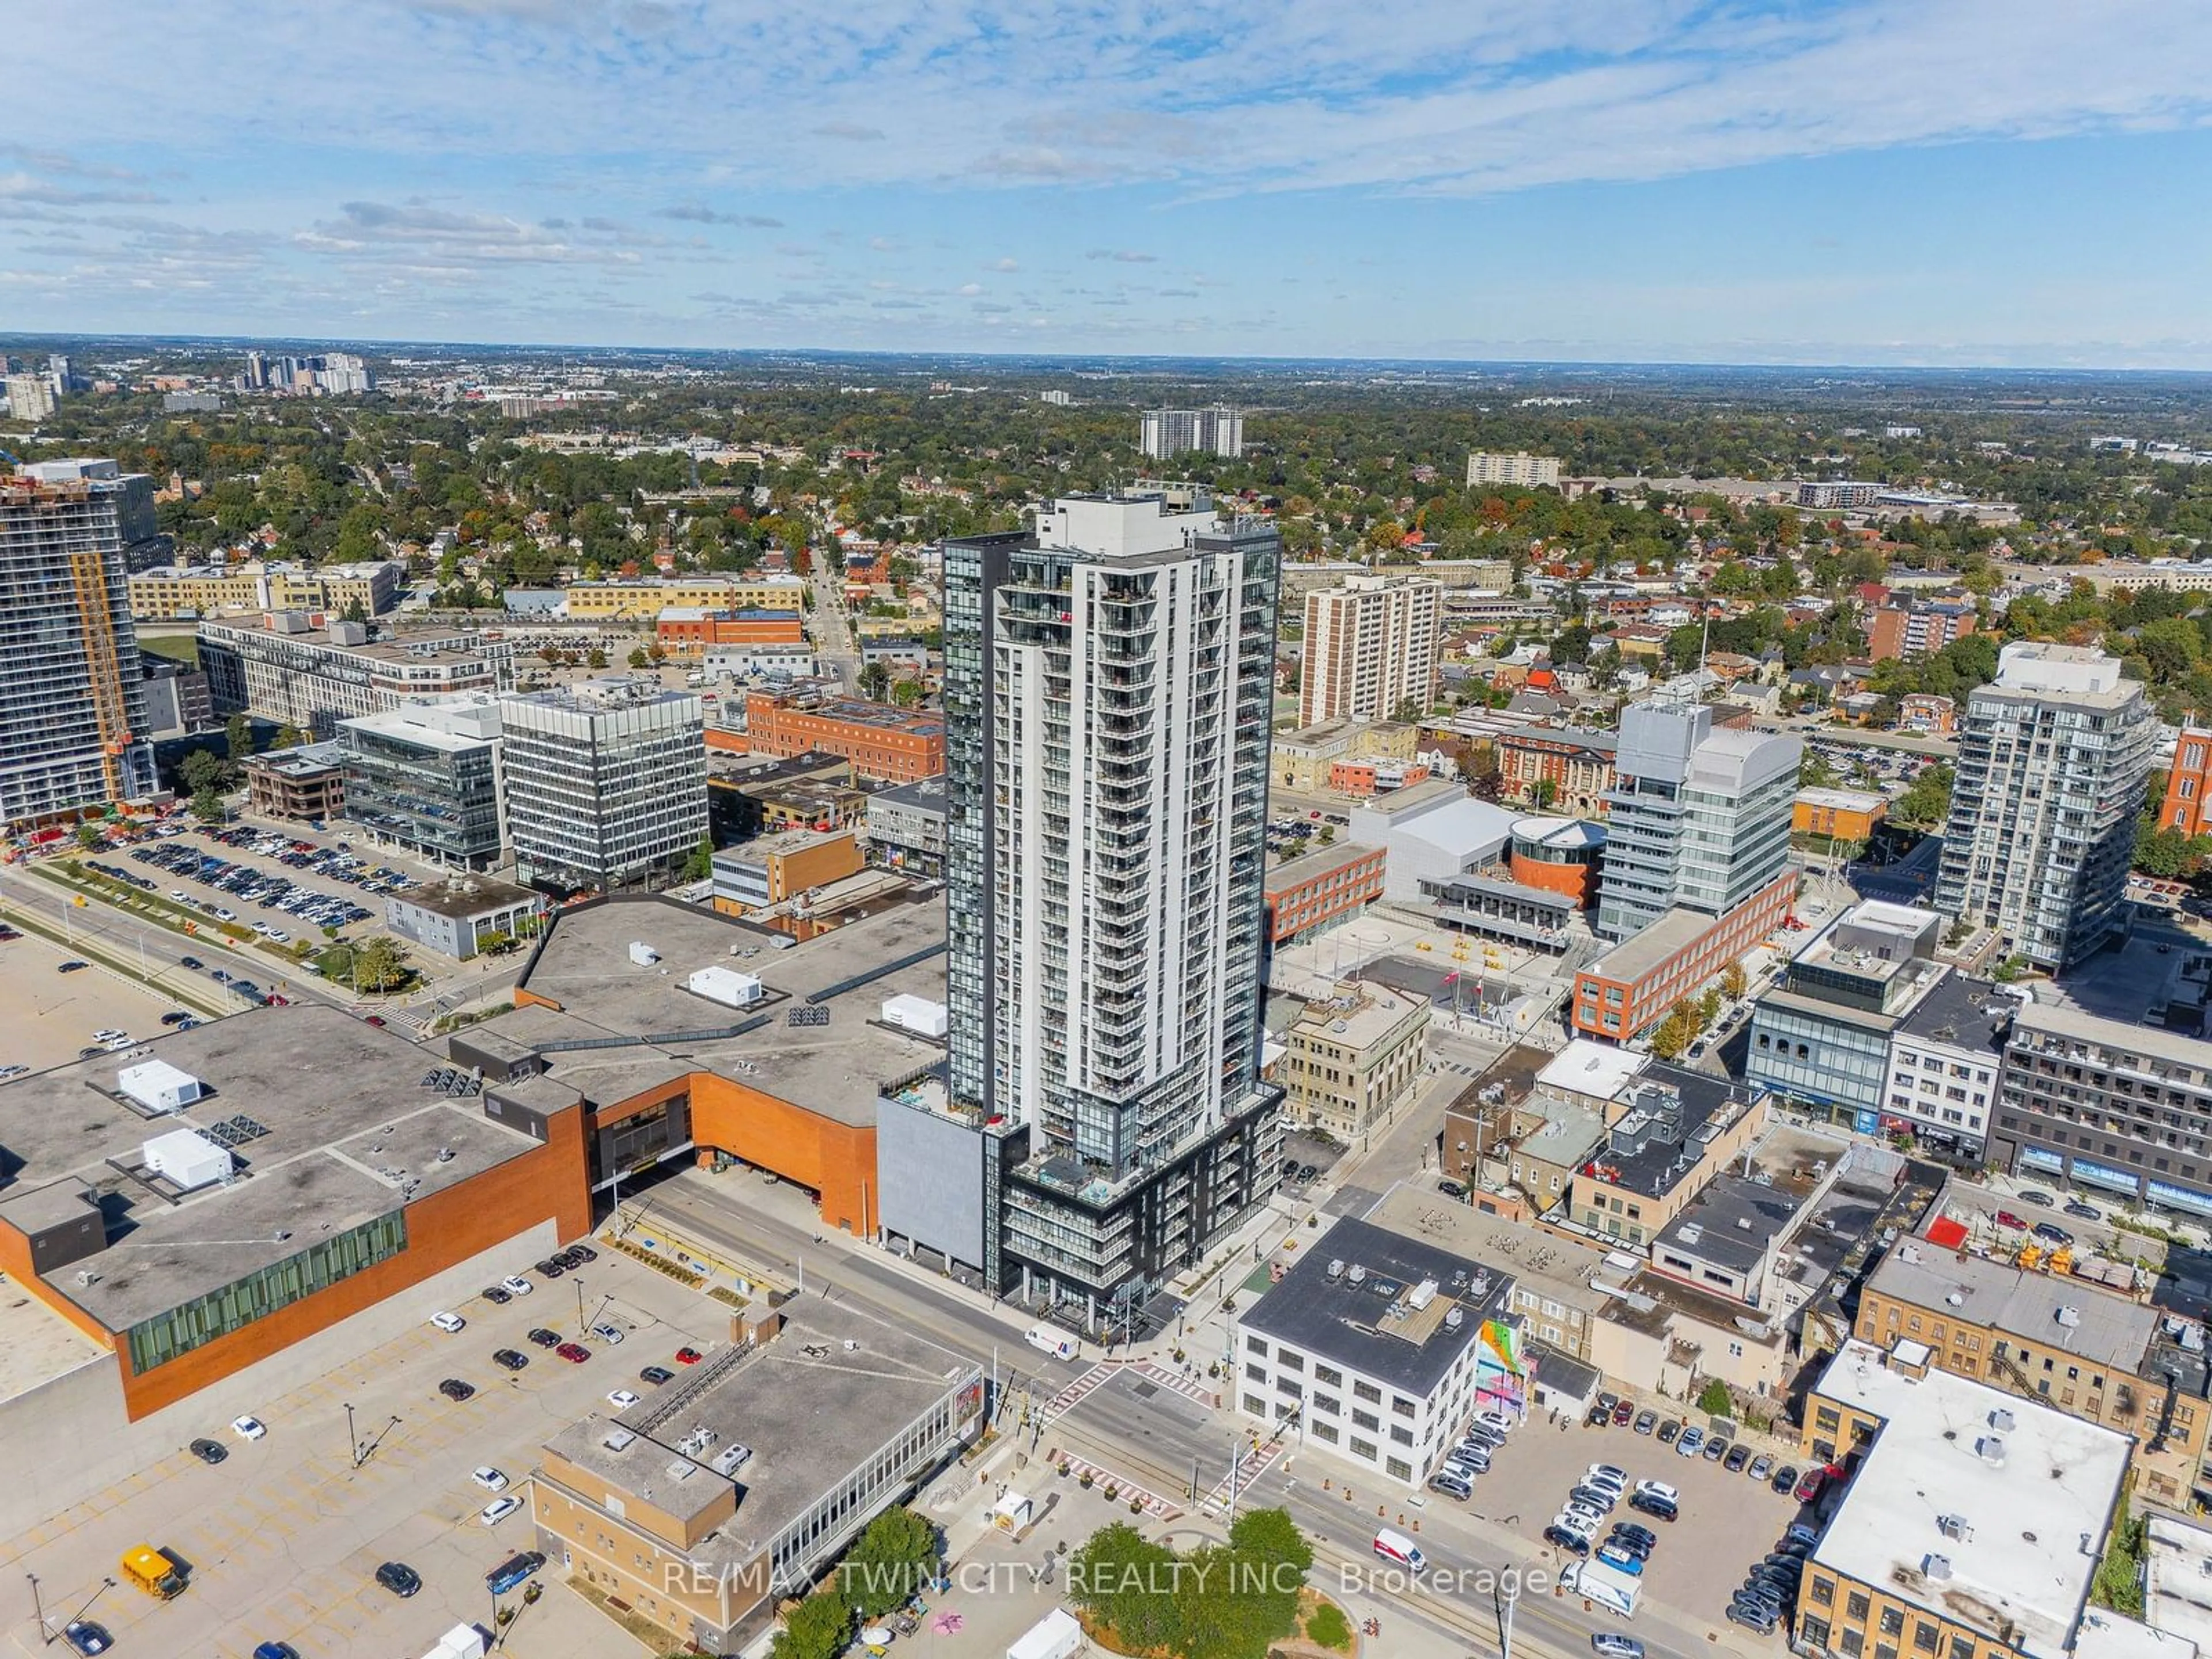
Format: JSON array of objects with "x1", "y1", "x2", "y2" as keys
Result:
[
  {"x1": 1233, "y1": 1216, "x2": 1528, "y2": 1486},
  {"x1": 1281, "y1": 980, "x2": 1429, "y2": 1137},
  {"x1": 385, "y1": 876, "x2": 544, "y2": 960},
  {"x1": 654, "y1": 607, "x2": 807, "y2": 659},
  {"x1": 130, "y1": 559, "x2": 404, "y2": 621},
  {"x1": 1271, "y1": 719, "x2": 1418, "y2": 794},
  {"x1": 1647, "y1": 1173, "x2": 1804, "y2": 1307},
  {"x1": 709, "y1": 829, "x2": 865, "y2": 918},
  {"x1": 242, "y1": 742, "x2": 346, "y2": 820},
  {"x1": 706, "y1": 751, "x2": 854, "y2": 846},
  {"x1": 561, "y1": 577, "x2": 807, "y2": 622},
  {"x1": 863, "y1": 775, "x2": 948, "y2": 878},
  {"x1": 1899, "y1": 693, "x2": 1957, "y2": 736},
  {"x1": 1572, "y1": 882, "x2": 1793, "y2": 1040},
  {"x1": 751, "y1": 779, "x2": 869, "y2": 834},
  {"x1": 1567, "y1": 1068, "x2": 1768, "y2": 1251},
  {"x1": 1884, "y1": 972, "x2": 2010, "y2": 1157},
  {"x1": 1853, "y1": 1237, "x2": 2207, "y2": 1512},
  {"x1": 1794, "y1": 788, "x2": 1888, "y2": 842},
  {"x1": 742, "y1": 691, "x2": 944, "y2": 783},
  {"x1": 1794, "y1": 1340, "x2": 2132, "y2": 1659},
  {"x1": 337, "y1": 695, "x2": 506, "y2": 869},
  {"x1": 0, "y1": 1006, "x2": 590, "y2": 1421},
  {"x1": 1264, "y1": 841, "x2": 1386, "y2": 944},
  {"x1": 533, "y1": 1304, "x2": 984, "y2": 1654}
]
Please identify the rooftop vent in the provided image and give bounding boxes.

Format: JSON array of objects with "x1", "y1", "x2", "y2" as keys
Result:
[
  {"x1": 1976, "y1": 1435, "x2": 2008, "y2": 1467},
  {"x1": 2056, "y1": 1306, "x2": 2081, "y2": 1329},
  {"x1": 1946, "y1": 1292, "x2": 1965, "y2": 1307},
  {"x1": 1736, "y1": 1217, "x2": 1754, "y2": 1231},
  {"x1": 1990, "y1": 1407, "x2": 2017, "y2": 1433},
  {"x1": 1939, "y1": 1513, "x2": 1973, "y2": 1541},
  {"x1": 1679, "y1": 1224, "x2": 1704, "y2": 1245},
  {"x1": 602, "y1": 1428, "x2": 637, "y2": 1452},
  {"x1": 1925, "y1": 1554, "x2": 1953, "y2": 1582}
]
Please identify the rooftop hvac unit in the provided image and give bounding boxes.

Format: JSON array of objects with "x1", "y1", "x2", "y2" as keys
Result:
[
  {"x1": 118, "y1": 1059, "x2": 203, "y2": 1114},
  {"x1": 711, "y1": 1443, "x2": 753, "y2": 1476},
  {"x1": 1444, "y1": 1307, "x2": 1465, "y2": 1331},
  {"x1": 1925, "y1": 1554, "x2": 1953, "y2": 1581},
  {"x1": 2056, "y1": 1306, "x2": 2082, "y2": 1328},
  {"x1": 687, "y1": 965, "x2": 764, "y2": 1009},
  {"x1": 602, "y1": 1428, "x2": 638, "y2": 1452},
  {"x1": 1347, "y1": 1264, "x2": 1368, "y2": 1286},
  {"x1": 628, "y1": 941, "x2": 660, "y2": 967},
  {"x1": 1408, "y1": 1279, "x2": 1439, "y2": 1311},
  {"x1": 1326, "y1": 1259, "x2": 1346, "y2": 1281},
  {"x1": 1976, "y1": 1435, "x2": 2007, "y2": 1467},
  {"x1": 1989, "y1": 1407, "x2": 2017, "y2": 1432},
  {"x1": 1938, "y1": 1513, "x2": 1973, "y2": 1541},
  {"x1": 881, "y1": 994, "x2": 949, "y2": 1039},
  {"x1": 143, "y1": 1127, "x2": 234, "y2": 1191}
]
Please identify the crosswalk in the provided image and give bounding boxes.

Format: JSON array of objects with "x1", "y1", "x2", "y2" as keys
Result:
[
  {"x1": 1203, "y1": 1434, "x2": 1288, "y2": 1511},
  {"x1": 1436, "y1": 1059, "x2": 1485, "y2": 1077},
  {"x1": 1039, "y1": 1360, "x2": 1116, "y2": 1424},
  {"x1": 1131, "y1": 1358, "x2": 1218, "y2": 1408}
]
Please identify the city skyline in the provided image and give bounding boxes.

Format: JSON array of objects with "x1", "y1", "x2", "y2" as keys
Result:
[{"x1": 3, "y1": 2, "x2": 2211, "y2": 366}]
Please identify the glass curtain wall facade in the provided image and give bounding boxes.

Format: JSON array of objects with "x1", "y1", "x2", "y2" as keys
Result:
[
  {"x1": 337, "y1": 717, "x2": 503, "y2": 868},
  {"x1": 501, "y1": 682, "x2": 707, "y2": 893}
]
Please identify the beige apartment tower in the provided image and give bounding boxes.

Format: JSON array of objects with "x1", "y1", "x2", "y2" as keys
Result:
[{"x1": 1300, "y1": 573, "x2": 1442, "y2": 726}]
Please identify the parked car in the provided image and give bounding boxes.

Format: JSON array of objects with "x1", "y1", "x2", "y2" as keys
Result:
[
  {"x1": 482, "y1": 1286, "x2": 512, "y2": 1305},
  {"x1": 472, "y1": 1467, "x2": 509, "y2": 1491},
  {"x1": 2033, "y1": 1221, "x2": 2074, "y2": 1246},
  {"x1": 640, "y1": 1365, "x2": 675, "y2": 1385},
  {"x1": 525, "y1": 1328, "x2": 561, "y2": 1348},
  {"x1": 430, "y1": 1311, "x2": 466, "y2": 1333},
  {"x1": 1657, "y1": 1419, "x2": 1681, "y2": 1444},
  {"x1": 374, "y1": 1561, "x2": 422, "y2": 1597},
  {"x1": 480, "y1": 1495, "x2": 522, "y2": 1526},
  {"x1": 232, "y1": 1414, "x2": 267, "y2": 1441},
  {"x1": 493, "y1": 1348, "x2": 529, "y2": 1370},
  {"x1": 2065, "y1": 1200, "x2": 2103, "y2": 1221},
  {"x1": 438, "y1": 1378, "x2": 475, "y2": 1402},
  {"x1": 1592, "y1": 1636, "x2": 1645, "y2": 1659},
  {"x1": 1676, "y1": 1426, "x2": 1706, "y2": 1457},
  {"x1": 1632, "y1": 1409, "x2": 1657, "y2": 1435},
  {"x1": 555, "y1": 1341, "x2": 590, "y2": 1363},
  {"x1": 189, "y1": 1437, "x2": 228, "y2": 1464},
  {"x1": 1772, "y1": 1464, "x2": 1801, "y2": 1495},
  {"x1": 501, "y1": 1275, "x2": 534, "y2": 1297},
  {"x1": 675, "y1": 1346, "x2": 703, "y2": 1364},
  {"x1": 62, "y1": 1622, "x2": 112, "y2": 1655},
  {"x1": 1629, "y1": 1490, "x2": 1678, "y2": 1522},
  {"x1": 1611, "y1": 1398, "x2": 1635, "y2": 1426},
  {"x1": 1724, "y1": 1443, "x2": 1752, "y2": 1473}
]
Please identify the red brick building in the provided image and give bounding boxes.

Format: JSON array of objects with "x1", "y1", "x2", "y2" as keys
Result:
[
  {"x1": 1495, "y1": 725, "x2": 1619, "y2": 817},
  {"x1": 743, "y1": 691, "x2": 945, "y2": 783},
  {"x1": 1569, "y1": 872, "x2": 1796, "y2": 1040},
  {"x1": 1868, "y1": 600, "x2": 1977, "y2": 662},
  {"x1": 1264, "y1": 842, "x2": 1386, "y2": 943},
  {"x1": 655, "y1": 608, "x2": 807, "y2": 658},
  {"x1": 2163, "y1": 728, "x2": 2212, "y2": 835}
]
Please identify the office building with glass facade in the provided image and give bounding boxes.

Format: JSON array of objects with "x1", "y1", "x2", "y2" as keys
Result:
[
  {"x1": 0, "y1": 1005, "x2": 590, "y2": 1422},
  {"x1": 337, "y1": 694, "x2": 507, "y2": 869},
  {"x1": 500, "y1": 679, "x2": 707, "y2": 894}
]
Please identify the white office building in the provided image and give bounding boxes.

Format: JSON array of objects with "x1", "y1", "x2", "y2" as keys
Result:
[
  {"x1": 500, "y1": 680, "x2": 707, "y2": 893},
  {"x1": 1300, "y1": 573, "x2": 1442, "y2": 726},
  {"x1": 1934, "y1": 643, "x2": 2155, "y2": 971},
  {"x1": 1139, "y1": 406, "x2": 1244, "y2": 460}
]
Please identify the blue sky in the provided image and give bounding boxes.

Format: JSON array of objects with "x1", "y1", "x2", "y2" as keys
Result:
[{"x1": 6, "y1": 0, "x2": 2212, "y2": 365}]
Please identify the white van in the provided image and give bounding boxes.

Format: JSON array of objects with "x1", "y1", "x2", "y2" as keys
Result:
[
  {"x1": 1024, "y1": 1326, "x2": 1078, "y2": 1362},
  {"x1": 1373, "y1": 1528, "x2": 1426, "y2": 1573}
]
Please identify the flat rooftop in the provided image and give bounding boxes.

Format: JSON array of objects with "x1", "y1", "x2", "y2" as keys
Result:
[
  {"x1": 542, "y1": 1299, "x2": 977, "y2": 1566},
  {"x1": 1583, "y1": 906, "x2": 1719, "y2": 986},
  {"x1": 0, "y1": 1006, "x2": 538, "y2": 1332},
  {"x1": 1267, "y1": 839, "x2": 1380, "y2": 883},
  {"x1": 870, "y1": 775, "x2": 948, "y2": 814},
  {"x1": 1592, "y1": 1063, "x2": 1754, "y2": 1200},
  {"x1": 1537, "y1": 1039, "x2": 1650, "y2": 1104},
  {"x1": 509, "y1": 896, "x2": 949, "y2": 1124},
  {"x1": 1290, "y1": 983, "x2": 1423, "y2": 1050},
  {"x1": 2143, "y1": 1514, "x2": 2212, "y2": 1656},
  {"x1": 392, "y1": 876, "x2": 539, "y2": 921},
  {"x1": 1810, "y1": 1339, "x2": 2132, "y2": 1659},
  {"x1": 1366, "y1": 1184, "x2": 1612, "y2": 1310},
  {"x1": 1654, "y1": 1173, "x2": 1802, "y2": 1276},
  {"x1": 1896, "y1": 972, "x2": 2014, "y2": 1051},
  {"x1": 1863, "y1": 1239, "x2": 2157, "y2": 1372},
  {"x1": 1237, "y1": 1215, "x2": 1512, "y2": 1398}
]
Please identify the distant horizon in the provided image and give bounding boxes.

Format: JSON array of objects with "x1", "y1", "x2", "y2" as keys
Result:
[
  {"x1": 9, "y1": 331, "x2": 2212, "y2": 384},
  {"x1": 10, "y1": 3, "x2": 2212, "y2": 371}
]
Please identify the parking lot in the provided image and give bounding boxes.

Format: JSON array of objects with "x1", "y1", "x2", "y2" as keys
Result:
[
  {"x1": 0, "y1": 1240, "x2": 733, "y2": 1659},
  {"x1": 0, "y1": 923, "x2": 214, "y2": 1074},
  {"x1": 1454, "y1": 1408, "x2": 1811, "y2": 1628},
  {"x1": 123, "y1": 823, "x2": 399, "y2": 942}
]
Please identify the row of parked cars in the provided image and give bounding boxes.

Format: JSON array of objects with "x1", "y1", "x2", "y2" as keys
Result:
[
  {"x1": 1424, "y1": 1407, "x2": 1519, "y2": 1500},
  {"x1": 131, "y1": 837, "x2": 375, "y2": 931},
  {"x1": 1587, "y1": 1391, "x2": 1817, "y2": 1499},
  {"x1": 1545, "y1": 1465, "x2": 1681, "y2": 1556},
  {"x1": 1728, "y1": 1521, "x2": 1821, "y2": 1634}
]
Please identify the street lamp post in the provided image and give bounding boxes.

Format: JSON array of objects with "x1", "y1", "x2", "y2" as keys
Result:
[
  {"x1": 27, "y1": 1571, "x2": 49, "y2": 1646},
  {"x1": 574, "y1": 1276, "x2": 585, "y2": 1333},
  {"x1": 345, "y1": 1400, "x2": 358, "y2": 1468}
]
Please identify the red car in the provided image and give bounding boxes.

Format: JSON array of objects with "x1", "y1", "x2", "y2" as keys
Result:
[
  {"x1": 265, "y1": 994, "x2": 290, "y2": 1007},
  {"x1": 555, "y1": 1342, "x2": 590, "y2": 1363},
  {"x1": 365, "y1": 1016, "x2": 387, "y2": 1028},
  {"x1": 1794, "y1": 1468, "x2": 1826, "y2": 1504},
  {"x1": 1994, "y1": 1210, "x2": 2028, "y2": 1231},
  {"x1": 1612, "y1": 1398, "x2": 1635, "y2": 1426},
  {"x1": 675, "y1": 1347, "x2": 703, "y2": 1365}
]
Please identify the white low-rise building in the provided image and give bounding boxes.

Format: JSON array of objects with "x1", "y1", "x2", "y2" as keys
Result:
[
  {"x1": 1884, "y1": 972, "x2": 2011, "y2": 1157},
  {"x1": 1232, "y1": 1217, "x2": 1530, "y2": 1488}
]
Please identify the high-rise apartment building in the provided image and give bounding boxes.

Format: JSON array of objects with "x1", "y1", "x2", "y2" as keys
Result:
[
  {"x1": 1465, "y1": 451, "x2": 1561, "y2": 488},
  {"x1": 931, "y1": 488, "x2": 1282, "y2": 1317},
  {"x1": 5, "y1": 373, "x2": 57, "y2": 422},
  {"x1": 500, "y1": 679, "x2": 706, "y2": 893},
  {"x1": 1934, "y1": 643, "x2": 2153, "y2": 971},
  {"x1": 337, "y1": 695, "x2": 507, "y2": 869},
  {"x1": 1299, "y1": 573, "x2": 1442, "y2": 725},
  {"x1": 199, "y1": 616, "x2": 515, "y2": 737},
  {"x1": 1595, "y1": 688, "x2": 1800, "y2": 944},
  {"x1": 0, "y1": 460, "x2": 157, "y2": 825},
  {"x1": 1139, "y1": 405, "x2": 1244, "y2": 459}
]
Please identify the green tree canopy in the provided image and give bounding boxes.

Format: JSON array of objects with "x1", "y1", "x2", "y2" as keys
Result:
[{"x1": 836, "y1": 1508, "x2": 938, "y2": 1620}]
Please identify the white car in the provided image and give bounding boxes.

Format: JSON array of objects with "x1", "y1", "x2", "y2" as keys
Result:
[
  {"x1": 472, "y1": 1466, "x2": 509, "y2": 1492},
  {"x1": 103, "y1": 1036, "x2": 134, "y2": 1052},
  {"x1": 607, "y1": 1389, "x2": 641, "y2": 1410},
  {"x1": 1634, "y1": 1479, "x2": 1680, "y2": 1505},
  {"x1": 591, "y1": 1323, "x2": 626, "y2": 1346},
  {"x1": 479, "y1": 1495, "x2": 522, "y2": 1526},
  {"x1": 231, "y1": 1415, "x2": 267, "y2": 1441},
  {"x1": 1472, "y1": 1409, "x2": 1516, "y2": 1436},
  {"x1": 430, "y1": 1311, "x2": 467, "y2": 1334},
  {"x1": 500, "y1": 1275, "x2": 533, "y2": 1297},
  {"x1": 92, "y1": 1029, "x2": 126, "y2": 1043}
]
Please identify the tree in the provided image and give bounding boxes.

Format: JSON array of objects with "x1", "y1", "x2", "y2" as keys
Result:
[
  {"x1": 626, "y1": 646, "x2": 651, "y2": 669},
  {"x1": 858, "y1": 661, "x2": 891, "y2": 700},
  {"x1": 768, "y1": 1590, "x2": 851, "y2": 1659},
  {"x1": 1696, "y1": 1378, "x2": 1734, "y2": 1418},
  {"x1": 349, "y1": 936, "x2": 409, "y2": 993},
  {"x1": 340, "y1": 596, "x2": 369, "y2": 624},
  {"x1": 1650, "y1": 1001, "x2": 1696, "y2": 1060},
  {"x1": 836, "y1": 1508, "x2": 937, "y2": 1620},
  {"x1": 891, "y1": 678, "x2": 925, "y2": 708},
  {"x1": 1697, "y1": 987, "x2": 1724, "y2": 1027},
  {"x1": 1530, "y1": 777, "x2": 1558, "y2": 810},
  {"x1": 180, "y1": 748, "x2": 226, "y2": 795},
  {"x1": 224, "y1": 712, "x2": 255, "y2": 771},
  {"x1": 272, "y1": 723, "x2": 309, "y2": 752},
  {"x1": 73, "y1": 821, "x2": 104, "y2": 850},
  {"x1": 1069, "y1": 1523, "x2": 1181, "y2": 1654},
  {"x1": 586, "y1": 647, "x2": 609, "y2": 671},
  {"x1": 1800, "y1": 750, "x2": 1840, "y2": 789},
  {"x1": 1893, "y1": 762, "x2": 1955, "y2": 828},
  {"x1": 1317, "y1": 825, "x2": 1335, "y2": 846},
  {"x1": 1390, "y1": 696, "x2": 1424, "y2": 725},
  {"x1": 1306, "y1": 1601, "x2": 1354, "y2": 1652},
  {"x1": 2134, "y1": 827, "x2": 2210, "y2": 880},
  {"x1": 475, "y1": 930, "x2": 515, "y2": 957},
  {"x1": 684, "y1": 832, "x2": 715, "y2": 882},
  {"x1": 190, "y1": 786, "x2": 225, "y2": 824},
  {"x1": 1722, "y1": 961, "x2": 1748, "y2": 1001}
]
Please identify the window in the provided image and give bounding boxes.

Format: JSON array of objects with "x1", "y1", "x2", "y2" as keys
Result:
[
  {"x1": 1353, "y1": 1380, "x2": 1380, "y2": 1404},
  {"x1": 1915, "y1": 1624, "x2": 1941, "y2": 1654},
  {"x1": 1243, "y1": 1393, "x2": 1266, "y2": 1414},
  {"x1": 1278, "y1": 1351, "x2": 1304, "y2": 1373},
  {"x1": 1245, "y1": 1363, "x2": 1267, "y2": 1382},
  {"x1": 1391, "y1": 1426, "x2": 1413, "y2": 1446},
  {"x1": 1386, "y1": 1456, "x2": 1412, "y2": 1481},
  {"x1": 1803, "y1": 1618, "x2": 1834, "y2": 1650},
  {"x1": 1315, "y1": 1364, "x2": 1342, "y2": 1387},
  {"x1": 1353, "y1": 1408, "x2": 1380, "y2": 1431},
  {"x1": 1313, "y1": 1421, "x2": 1339, "y2": 1444},
  {"x1": 1247, "y1": 1335, "x2": 1268, "y2": 1355},
  {"x1": 1350, "y1": 1437, "x2": 1377, "y2": 1460},
  {"x1": 1392, "y1": 1397, "x2": 1416, "y2": 1418},
  {"x1": 1847, "y1": 1592, "x2": 1871, "y2": 1623},
  {"x1": 1881, "y1": 1608, "x2": 1905, "y2": 1638},
  {"x1": 1315, "y1": 1394, "x2": 1340, "y2": 1416},
  {"x1": 1810, "y1": 1577, "x2": 1834, "y2": 1607},
  {"x1": 1842, "y1": 1633, "x2": 1865, "y2": 1657}
]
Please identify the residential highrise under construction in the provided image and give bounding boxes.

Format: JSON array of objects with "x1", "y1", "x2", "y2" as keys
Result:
[{"x1": 0, "y1": 459, "x2": 157, "y2": 826}]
